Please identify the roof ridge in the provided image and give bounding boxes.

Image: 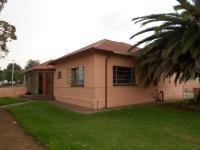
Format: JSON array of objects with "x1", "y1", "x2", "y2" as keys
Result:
[{"x1": 50, "y1": 39, "x2": 139, "y2": 64}]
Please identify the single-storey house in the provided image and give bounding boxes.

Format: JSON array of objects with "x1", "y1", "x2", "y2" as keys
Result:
[{"x1": 24, "y1": 39, "x2": 195, "y2": 109}]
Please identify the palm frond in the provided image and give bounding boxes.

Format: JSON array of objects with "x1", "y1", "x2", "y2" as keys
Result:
[{"x1": 130, "y1": 0, "x2": 200, "y2": 86}]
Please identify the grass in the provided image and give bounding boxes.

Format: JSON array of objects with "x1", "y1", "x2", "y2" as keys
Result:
[
  {"x1": 175, "y1": 98, "x2": 197, "y2": 104},
  {"x1": 0, "y1": 97, "x2": 25, "y2": 106},
  {"x1": 7, "y1": 101, "x2": 200, "y2": 150}
]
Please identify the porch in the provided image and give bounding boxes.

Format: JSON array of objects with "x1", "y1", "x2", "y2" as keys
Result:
[{"x1": 25, "y1": 71, "x2": 54, "y2": 97}]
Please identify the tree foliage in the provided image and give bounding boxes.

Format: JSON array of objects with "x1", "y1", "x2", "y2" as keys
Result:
[
  {"x1": 0, "y1": 69, "x2": 4, "y2": 81},
  {"x1": 4, "y1": 63, "x2": 23, "y2": 82},
  {"x1": 25, "y1": 59, "x2": 40, "y2": 70},
  {"x1": 0, "y1": 0, "x2": 16, "y2": 58},
  {"x1": 0, "y1": 0, "x2": 7, "y2": 11},
  {"x1": 130, "y1": 0, "x2": 200, "y2": 86}
]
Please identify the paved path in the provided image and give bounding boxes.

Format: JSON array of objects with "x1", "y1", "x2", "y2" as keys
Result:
[
  {"x1": 0, "y1": 101, "x2": 32, "y2": 109},
  {"x1": 0, "y1": 108, "x2": 44, "y2": 150}
]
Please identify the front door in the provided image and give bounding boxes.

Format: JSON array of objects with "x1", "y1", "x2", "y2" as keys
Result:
[
  {"x1": 39, "y1": 72, "x2": 44, "y2": 94},
  {"x1": 45, "y1": 72, "x2": 53, "y2": 95},
  {"x1": 38, "y1": 72, "x2": 53, "y2": 95}
]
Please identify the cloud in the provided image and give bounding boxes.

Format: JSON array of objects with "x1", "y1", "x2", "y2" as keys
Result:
[
  {"x1": 0, "y1": 0, "x2": 178, "y2": 69},
  {"x1": 99, "y1": 11, "x2": 131, "y2": 32}
]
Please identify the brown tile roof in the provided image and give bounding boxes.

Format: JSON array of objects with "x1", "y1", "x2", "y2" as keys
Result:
[
  {"x1": 24, "y1": 60, "x2": 55, "y2": 73},
  {"x1": 51, "y1": 39, "x2": 140, "y2": 64}
]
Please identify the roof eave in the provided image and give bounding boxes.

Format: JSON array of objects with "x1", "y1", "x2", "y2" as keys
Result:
[
  {"x1": 23, "y1": 68, "x2": 55, "y2": 74},
  {"x1": 50, "y1": 48, "x2": 135, "y2": 65}
]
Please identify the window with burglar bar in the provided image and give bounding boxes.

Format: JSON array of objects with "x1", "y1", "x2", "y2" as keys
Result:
[
  {"x1": 71, "y1": 66, "x2": 84, "y2": 86},
  {"x1": 113, "y1": 66, "x2": 136, "y2": 85}
]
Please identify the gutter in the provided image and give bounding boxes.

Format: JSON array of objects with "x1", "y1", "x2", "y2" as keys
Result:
[
  {"x1": 113, "y1": 51, "x2": 134, "y2": 56},
  {"x1": 105, "y1": 55, "x2": 111, "y2": 109}
]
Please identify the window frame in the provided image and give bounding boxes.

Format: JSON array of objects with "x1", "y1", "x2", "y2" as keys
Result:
[
  {"x1": 113, "y1": 66, "x2": 136, "y2": 86},
  {"x1": 71, "y1": 66, "x2": 84, "y2": 87}
]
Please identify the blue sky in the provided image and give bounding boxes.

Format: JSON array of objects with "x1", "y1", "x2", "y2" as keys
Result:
[{"x1": 0, "y1": 0, "x2": 178, "y2": 69}]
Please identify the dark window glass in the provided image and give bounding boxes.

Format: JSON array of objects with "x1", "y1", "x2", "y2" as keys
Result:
[
  {"x1": 57, "y1": 71, "x2": 62, "y2": 79},
  {"x1": 72, "y1": 66, "x2": 84, "y2": 86},
  {"x1": 113, "y1": 66, "x2": 136, "y2": 85}
]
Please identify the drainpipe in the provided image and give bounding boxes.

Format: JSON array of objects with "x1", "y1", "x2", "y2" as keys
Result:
[{"x1": 105, "y1": 55, "x2": 111, "y2": 109}]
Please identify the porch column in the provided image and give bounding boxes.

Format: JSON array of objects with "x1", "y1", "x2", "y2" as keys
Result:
[
  {"x1": 43, "y1": 72, "x2": 46, "y2": 95},
  {"x1": 51, "y1": 72, "x2": 53, "y2": 95},
  {"x1": 23, "y1": 75, "x2": 26, "y2": 86},
  {"x1": 35, "y1": 72, "x2": 39, "y2": 95}
]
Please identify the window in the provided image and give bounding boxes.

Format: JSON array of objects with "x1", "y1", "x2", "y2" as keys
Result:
[
  {"x1": 57, "y1": 71, "x2": 62, "y2": 79},
  {"x1": 113, "y1": 66, "x2": 136, "y2": 85},
  {"x1": 71, "y1": 66, "x2": 84, "y2": 86},
  {"x1": 193, "y1": 77, "x2": 199, "y2": 81}
]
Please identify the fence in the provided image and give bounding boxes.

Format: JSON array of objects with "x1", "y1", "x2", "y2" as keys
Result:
[{"x1": 0, "y1": 87, "x2": 27, "y2": 97}]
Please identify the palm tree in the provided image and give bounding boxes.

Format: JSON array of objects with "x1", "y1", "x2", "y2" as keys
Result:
[{"x1": 130, "y1": 0, "x2": 200, "y2": 87}]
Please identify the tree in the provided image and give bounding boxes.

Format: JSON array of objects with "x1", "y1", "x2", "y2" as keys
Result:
[
  {"x1": 0, "y1": 0, "x2": 7, "y2": 11},
  {"x1": 0, "y1": 69, "x2": 4, "y2": 81},
  {"x1": 130, "y1": 0, "x2": 200, "y2": 86},
  {"x1": 0, "y1": 0, "x2": 16, "y2": 58},
  {"x1": 4, "y1": 63, "x2": 23, "y2": 82},
  {"x1": 25, "y1": 59, "x2": 40, "y2": 70}
]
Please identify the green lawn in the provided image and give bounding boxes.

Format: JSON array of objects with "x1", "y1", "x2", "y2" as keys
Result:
[
  {"x1": 7, "y1": 101, "x2": 200, "y2": 150},
  {"x1": 0, "y1": 97, "x2": 25, "y2": 106}
]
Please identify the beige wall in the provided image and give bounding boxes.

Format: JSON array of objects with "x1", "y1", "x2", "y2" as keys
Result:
[
  {"x1": 183, "y1": 80, "x2": 199, "y2": 90},
  {"x1": 53, "y1": 53, "x2": 96, "y2": 108},
  {"x1": 158, "y1": 78, "x2": 199, "y2": 100},
  {"x1": 53, "y1": 52, "x2": 198, "y2": 109},
  {"x1": 157, "y1": 83, "x2": 184, "y2": 100},
  {"x1": 94, "y1": 53, "x2": 155, "y2": 109},
  {"x1": 0, "y1": 87, "x2": 27, "y2": 97},
  {"x1": 157, "y1": 77, "x2": 184, "y2": 100}
]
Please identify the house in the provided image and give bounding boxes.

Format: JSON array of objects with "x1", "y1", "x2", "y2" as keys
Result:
[{"x1": 24, "y1": 39, "x2": 192, "y2": 109}]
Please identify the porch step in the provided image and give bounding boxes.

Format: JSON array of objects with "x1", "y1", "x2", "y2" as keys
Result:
[{"x1": 20, "y1": 95, "x2": 54, "y2": 100}]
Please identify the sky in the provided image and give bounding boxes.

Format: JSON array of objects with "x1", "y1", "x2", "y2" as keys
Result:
[{"x1": 0, "y1": 0, "x2": 178, "y2": 69}]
